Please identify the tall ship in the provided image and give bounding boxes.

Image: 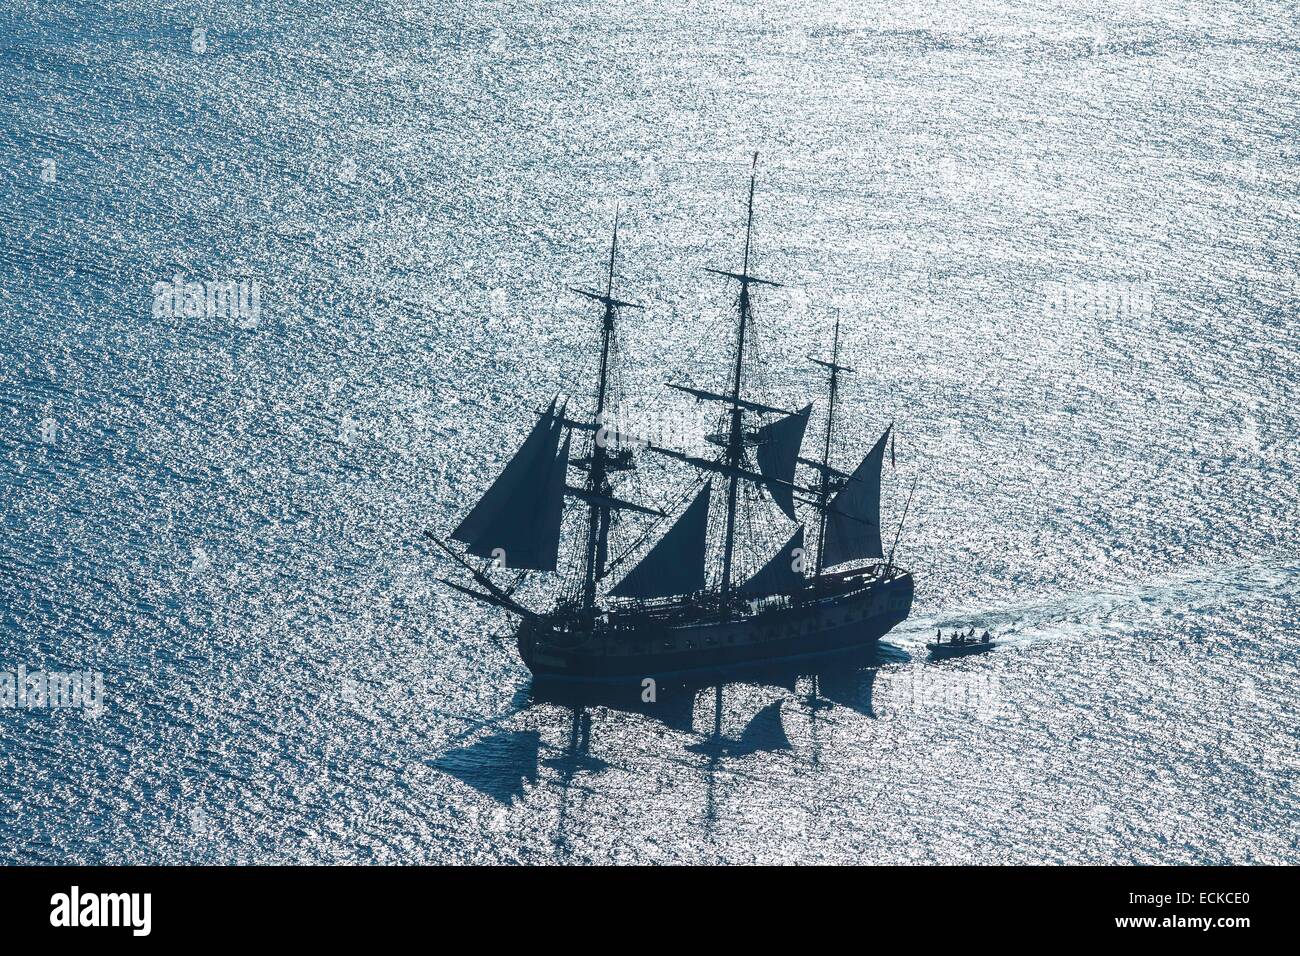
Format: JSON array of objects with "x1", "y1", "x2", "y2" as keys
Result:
[{"x1": 433, "y1": 158, "x2": 914, "y2": 684}]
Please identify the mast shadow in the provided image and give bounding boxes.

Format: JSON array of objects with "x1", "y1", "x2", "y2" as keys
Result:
[
  {"x1": 807, "y1": 641, "x2": 903, "y2": 718},
  {"x1": 541, "y1": 707, "x2": 611, "y2": 777},
  {"x1": 527, "y1": 679, "x2": 697, "y2": 734}
]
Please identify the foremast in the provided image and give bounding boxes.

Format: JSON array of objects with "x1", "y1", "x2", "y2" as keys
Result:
[
  {"x1": 566, "y1": 211, "x2": 668, "y2": 611},
  {"x1": 442, "y1": 211, "x2": 665, "y2": 615},
  {"x1": 575, "y1": 213, "x2": 624, "y2": 610}
]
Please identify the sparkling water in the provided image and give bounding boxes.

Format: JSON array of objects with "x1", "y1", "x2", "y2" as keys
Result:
[{"x1": 1, "y1": 0, "x2": 1296, "y2": 863}]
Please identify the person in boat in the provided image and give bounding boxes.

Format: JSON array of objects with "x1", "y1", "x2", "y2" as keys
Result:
[{"x1": 982, "y1": 630, "x2": 991, "y2": 643}]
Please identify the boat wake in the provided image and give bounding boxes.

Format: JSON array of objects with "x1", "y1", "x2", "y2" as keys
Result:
[{"x1": 889, "y1": 558, "x2": 1299, "y2": 650}]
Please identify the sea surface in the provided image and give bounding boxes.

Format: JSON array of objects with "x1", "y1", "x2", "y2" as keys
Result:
[{"x1": 1, "y1": 0, "x2": 1297, "y2": 863}]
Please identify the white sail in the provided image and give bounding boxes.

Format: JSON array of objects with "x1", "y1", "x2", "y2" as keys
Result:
[
  {"x1": 609, "y1": 482, "x2": 712, "y2": 599},
  {"x1": 820, "y1": 426, "x2": 889, "y2": 568}
]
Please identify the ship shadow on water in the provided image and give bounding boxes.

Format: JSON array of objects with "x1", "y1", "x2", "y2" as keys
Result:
[
  {"x1": 685, "y1": 698, "x2": 791, "y2": 758},
  {"x1": 527, "y1": 640, "x2": 906, "y2": 739},
  {"x1": 431, "y1": 643, "x2": 907, "y2": 852},
  {"x1": 522, "y1": 650, "x2": 897, "y2": 839},
  {"x1": 432, "y1": 729, "x2": 542, "y2": 805}
]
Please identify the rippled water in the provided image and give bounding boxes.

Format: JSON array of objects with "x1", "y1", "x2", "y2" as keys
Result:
[{"x1": 1, "y1": 0, "x2": 1297, "y2": 863}]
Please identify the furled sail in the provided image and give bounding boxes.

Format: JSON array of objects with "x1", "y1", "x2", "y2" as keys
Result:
[
  {"x1": 667, "y1": 382, "x2": 798, "y2": 417},
  {"x1": 451, "y1": 400, "x2": 570, "y2": 570},
  {"x1": 755, "y1": 403, "x2": 811, "y2": 519},
  {"x1": 819, "y1": 426, "x2": 890, "y2": 569},
  {"x1": 609, "y1": 481, "x2": 712, "y2": 599},
  {"x1": 740, "y1": 525, "x2": 805, "y2": 596}
]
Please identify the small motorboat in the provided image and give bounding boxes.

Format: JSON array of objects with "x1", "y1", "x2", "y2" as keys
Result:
[{"x1": 927, "y1": 628, "x2": 995, "y2": 658}]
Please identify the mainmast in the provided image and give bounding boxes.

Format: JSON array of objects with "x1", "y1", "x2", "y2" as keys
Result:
[
  {"x1": 719, "y1": 155, "x2": 760, "y2": 595},
  {"x1": 692, "y1": 154, "x2": 786, "y2": 596},
  {"x1": 568, "y1": 211, "x2": 644, "y2": 610},
  {"x1": 607, "y1": 157, "x2": 803, "y2": 604},
  {"x1": 583, "y1": 215, "x2": 619, "y2": 608}
]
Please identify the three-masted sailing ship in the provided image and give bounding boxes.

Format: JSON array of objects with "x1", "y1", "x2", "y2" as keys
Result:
[{"x1": 432, "y1": 159, "x2": 914, "y2": 683}]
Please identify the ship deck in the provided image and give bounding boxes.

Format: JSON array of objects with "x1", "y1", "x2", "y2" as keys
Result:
[{"x1": 544, "y1": 562, "x2": 904, "y2": 635}]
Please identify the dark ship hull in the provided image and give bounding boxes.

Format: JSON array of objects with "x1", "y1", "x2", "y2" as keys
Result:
[{"x1": 518, "y1": 566, "x2": 913, "y2": 684}]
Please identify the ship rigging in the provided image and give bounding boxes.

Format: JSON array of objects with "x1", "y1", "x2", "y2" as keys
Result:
[{"x1": 432, "y1": 156, "x2": 914, "y2": 682}]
